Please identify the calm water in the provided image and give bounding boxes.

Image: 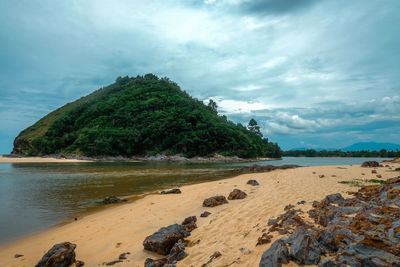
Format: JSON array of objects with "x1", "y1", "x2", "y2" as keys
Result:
[{"x1": 0, "y1": 157, "x2": 391, "y2": 245}]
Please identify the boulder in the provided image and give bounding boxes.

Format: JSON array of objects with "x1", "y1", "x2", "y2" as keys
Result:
[
  {"x1": 202, "y1": 196, "x2": 228, "y2": 207},
  {"x1": 259, "y1": 239, "x2": 290, "y2": 267},
  {"x1": 247, "y1": 179, "x2": 259, "y2": 186},
  {"x1": 160, "y1": 188, "x2": 181, "y2": 194},
  {"x1": 318, "y1": 229, "x2": 338, "y2": 252},
  {"x1": 182, "y1": 216, "x2": 197, "y2": 232},
  {"x1": 143, "y1": 224, "x2": 190, "y2": 255},
  {"x1": 35, "y1": 242, "x2": 76, "y2": 267},
  {"x1": 101, "y1": 195, "x2": 127, "y2": 204},
  {"x1": 228, "y1": 189, "x2": 247, "y2": 200},
  {"x1": 319, "y1": 259, "x2": 345, "y2": 267},
  {"x1": 361, "y1": 161, "x2": 380, "y2": 168},
  {"x1": 256, "y1": 233, "x2": 273, "y2": 246},
  {"x1": 200, "y1": 211, "x2": 211, "y2": 217},
  {"x1": 288, "y1": 227, "x2": 321, "y2": 265}
]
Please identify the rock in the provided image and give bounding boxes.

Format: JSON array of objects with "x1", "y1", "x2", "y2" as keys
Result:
[
  {"x1": 202, "y1": 251, "x2": 222, "y2": 266},
  {"x1": 101, "y1": 195, "x2": 127, "y2": 204},
  {"x1": 361, "y1": 161, "x2": 380, "y2": 167},
  {"x1": 14, "y1": 254, "x2": 23, "y2": 258},
  {"x1": 160, "y1": 188, "x2": 181, "y2": 194},
  {"x1": 247, "y1": 179, "x2": 259, "y2": 186},
  {"x1": 228, "y1": 189, "x2": 247, "y2": 200},
  {"x1": 288, "y1": 227, "x2": 321, "y2": 265},
  {"x1": 318, "y1": 229, "x2": 338, "y2": 252},
  {"x1": 35, "y1": 242, "x2": 76, "y2": 267},
  {"x1": 377, "y1": 175, "x2": 382, "y2": 178},
  {"x1": 297, "y1": 200, "x2": 306, "y2": 205},
  {"x1": 182, "y1": 216, "x2": 197, "y2": 232},
  {"x1": 256, "y1": 233, "x2": 273, "y2": 246},
  {"x1": 200, "y1": 211, "x2": 211, "y2": 217},
  {"x1": 319, "y1": 259, "x2": 345, "y2": 267},
  {"x1": 322, "y1": 193, "x2": 344, "y2": 204},
  {"x1": 144, "y1": 258, "x2": 168, "y2": 267},
  {"x1": 319, "y1": 174, "x2": 325, "y2": 178},
  {"x1": 202, "y1": 196, "x2": 228, "y2": 207},
  {"x1": 372, "y1": 170, "x2": 377, "y2": 174},
  {"x1": 259, "y1": 239, "x2": 290, "y2": 267},
  {"x1": 167, "y1": 240, "x2": 187, "y2": 262},
  {"x1": 118, "y1": 252, "x2": 129, "y2": 260},
  {"x1": 240, "y1": 164, "x2": 298, "y2": 173},
  {"x1": 143, "y1": 224, "x2": 190, "y2": 255},
  {"x1": 105, "y1": 260, "x2": 122, "y2": 265},
  {"x1": 76, "y1": 260, "x2": 85, "y2": 267}
]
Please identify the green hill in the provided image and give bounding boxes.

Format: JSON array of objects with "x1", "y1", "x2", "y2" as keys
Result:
[{"x1": 12, "y1": 74, "x2": 281, "y2": 158}]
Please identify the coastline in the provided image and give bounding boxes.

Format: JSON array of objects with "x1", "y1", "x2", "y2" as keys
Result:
[
  {"x1": 1, "y1": 162, "x2": 399, "y2": 266},
  {"x1": 0, "y1": 154, "x2": 279, "y2": 164}
]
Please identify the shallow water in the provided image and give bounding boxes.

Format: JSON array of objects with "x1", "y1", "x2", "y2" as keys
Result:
[{"x1": 0, "y1": 157, "x2": 391, "y2": 245}]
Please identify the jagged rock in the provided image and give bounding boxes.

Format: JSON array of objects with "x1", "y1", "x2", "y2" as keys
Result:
[
  {"x1": 228, "y1": 189, "x2": 247, "y2": 200},
  {"x1": 118, "y1": 252, "x2": 129, "y2": 260},
  {"x1": 259, "y1": 239, "x2": 290, "y2": 267},
  {"x1": 144, "y1": 258, "x2": 168, "y2": 267},
  {"x1": 337, "y1": 255, "x2": 362, "y2": 267},
  {"x1": 143, "y1": 224, "x2": 190, "y2": 255},
  {"x1": 35, "y1": 242, "x2": 76, "y2": 267},
  {"x1": 105, "y1": 260, "x2": 122, "y2": 266},
  {"x1": 362, "y1": 161, "x2": 380, "y2": 167},
  {"x1": 319, "y1": 259, "x2": 345, "y2": 267},
  {"x1": 318, "y1": 229, "x2": 338, "y2": 252},
  {"x1": 257, "y1": 233, "x2": 273, "y2": 246},
  {"x1": 160, "y1": 188, "x2": 181, "y2": 194},
  {"x1": 76, "y1": 260, "x2": 85, "y2": 267},
  {"x1": 297, "y1": 200, "x2": 306, "y2": 205},
  {"x1": 323, "y1": 193, "x2": 344, "y2": 205},
  {"x1": 247, "y1": 179, "x2": 259, "y2": 186},
  {"x1": 202, "y1": 196, "x2": 228, "y2": 207},
  {"x1": 200, "y1": 211, "x2": 211, "y2": 217},
  {"x1": 241, "y1": 164, "x2": 299, "y2": 173},
  {"x1": 101, "y1": 195, "x2": 127, "y2": 204},
  {"x1": 182, "y1": 216, "x2": 197, "y2": 232},
  {"x1": 288, "y1": 227, "x2": 321, "y2": 265},
  {"x1": 167, "y1": 240, "x2": 187, "y2": 262}
]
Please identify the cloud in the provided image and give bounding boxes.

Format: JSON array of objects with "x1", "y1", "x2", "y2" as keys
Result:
[{"x1": 0, "y1": 0, "x2": 399, "y2": 152}]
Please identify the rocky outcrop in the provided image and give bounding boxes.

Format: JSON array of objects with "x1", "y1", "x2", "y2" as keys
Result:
[
  {"x1": 101, "y1": 195, "x2": 127, "y2": 204},
  {"x1": 259, "y1": 239, "x2": 290, "y2": 267},
  {"x1": 361, "y1": 161, "x2": 380, "y2": 167},
  {"x1": 143, "y1": 224, "x2": 190, "y2": 255},
  {"x1": 35, "y1": 242, "x2": 76, "y2": 267},
  {"x1": 287, "y1": 227, "x2": 321, "y2": 265},
  {"x1": 228, "y1": 189, "x2": 247, "y2": 200},
  {"x1": 202, "y1": 196, "x2": 228, "y2": 207},
  {"x1": 247, "y1": 179, "x2": 259, "y2": 186},
  {"x1": 160, "y1": 188, "x2": 181, "y2": 194}
]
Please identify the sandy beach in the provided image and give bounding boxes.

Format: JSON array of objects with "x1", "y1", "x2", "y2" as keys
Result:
[
  {"x1": 0, "y1": 155, "x2": 93, "y2": 163},
  {"x1": 0, "y1": 163, "x2": 399, "y2": 267}
]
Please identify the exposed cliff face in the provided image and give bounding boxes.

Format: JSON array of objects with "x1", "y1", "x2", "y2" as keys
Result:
[{"x1": 13, "y1": 74, "x2": 281, "y2": 158}]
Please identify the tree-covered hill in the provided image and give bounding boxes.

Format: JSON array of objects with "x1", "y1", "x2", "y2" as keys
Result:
[{"x1": 12, "y1": 74, "x2": 281, "y2": 158}]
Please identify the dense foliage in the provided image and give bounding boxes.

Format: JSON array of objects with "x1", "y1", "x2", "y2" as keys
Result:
[
  {"x1": 13, "y1": 74, "x2": 281, "y2": 158},
  {"x1": 283, "y1": 149, "x2": 400, "y2": 158}
]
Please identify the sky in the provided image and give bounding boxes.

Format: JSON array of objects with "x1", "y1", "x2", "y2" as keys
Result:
[{"x1": 0, "y1": 0, "x2": 399, "y2": 153}]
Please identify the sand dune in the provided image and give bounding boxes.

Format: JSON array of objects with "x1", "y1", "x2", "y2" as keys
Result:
[{"x1": 0, "y1": 163, "x2": 398, "y2": 267}]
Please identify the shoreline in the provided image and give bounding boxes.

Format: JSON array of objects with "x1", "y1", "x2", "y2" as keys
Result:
[
  {"x1": 1, "y1": 162, "x2": 399, "y2": 266},
  {"x1": 0, "y1": 154, "x2": 279, "y2": 164}
]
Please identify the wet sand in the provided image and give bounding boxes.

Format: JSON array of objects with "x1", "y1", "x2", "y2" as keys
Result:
[
  {"x1": 0, "y1": 163, "x2": 398, "y2": 267},
  {"x1": 0, "y1": 155, "x2": 92, "y2": 163}
]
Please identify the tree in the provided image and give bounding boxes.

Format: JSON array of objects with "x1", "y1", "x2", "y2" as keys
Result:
[
  {"x1": 248, "y1": 118, "x2": 263, "y2": 137},
  {"x1": 207, "y1": 99, "x2": 218, "y2": 113}
]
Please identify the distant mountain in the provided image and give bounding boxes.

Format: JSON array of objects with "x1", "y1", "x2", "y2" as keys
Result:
[{"x1": 341, "y1": 142, "x2": 400, "y2": 152}]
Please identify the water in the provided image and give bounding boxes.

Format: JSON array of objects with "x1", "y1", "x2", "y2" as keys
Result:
[{"x1": 0, "y1": 157, "x2": 391, "y2": 245}]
